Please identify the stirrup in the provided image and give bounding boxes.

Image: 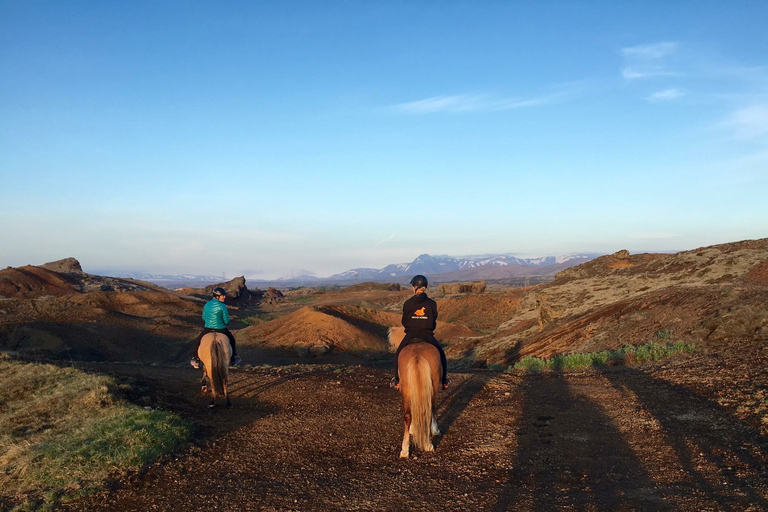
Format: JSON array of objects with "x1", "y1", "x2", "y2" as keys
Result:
[
  {"x1": 190, "y1": 358, "x2": 200, "y2": 369},
  {"x1": 442, "y1": 378, "x2": 451, "y2": 389},
  {"x1": 230, "y1": 356, "x2": 241, "y2": 367}
]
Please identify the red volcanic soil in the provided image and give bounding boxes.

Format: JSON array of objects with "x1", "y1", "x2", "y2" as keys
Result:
[
  {"x1": 238, "y1": 305, "x2": 395, "y2": 351},
  {"x1": 239, "y1": 301, "x2": 478, "y2": 354}
]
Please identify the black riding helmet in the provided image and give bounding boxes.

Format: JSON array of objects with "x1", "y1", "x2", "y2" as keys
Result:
[
  {"x1": 410, "y1": 275, "x2": 428, "y2": 288},
  {"x1": 212, "y1": 287, "x2": 228, "y2": 298}
]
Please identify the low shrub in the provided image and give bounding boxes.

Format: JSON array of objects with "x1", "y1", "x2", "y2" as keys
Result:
[
  {"x1": 511, "y1": 341, "x2": 695, "y2": 372},
  {"x1": 511, "y1": 356, "x2": 547, "y2": 372}
]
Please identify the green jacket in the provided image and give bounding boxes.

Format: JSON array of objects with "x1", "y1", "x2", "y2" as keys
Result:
[{"x1": 202, "y1": 298, "x2": 230, "y2": 329}]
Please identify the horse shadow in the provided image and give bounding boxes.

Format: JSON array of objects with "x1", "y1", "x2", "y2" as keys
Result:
[
  {"x1": 434, "y1": 371, "x2": 493, "y2": 448},
  {"x1": 75, "y1": 363, "x2": 281, "y2": 442}
]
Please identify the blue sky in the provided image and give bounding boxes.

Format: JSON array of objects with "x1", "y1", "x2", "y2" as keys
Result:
[{"x1": 2, "y1": 1, "x2": 767, "y2": 279}]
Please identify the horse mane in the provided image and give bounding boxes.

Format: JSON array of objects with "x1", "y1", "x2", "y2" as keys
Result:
[{"x1": 388, "y1": 326, "x2": 404, "y2": 353}]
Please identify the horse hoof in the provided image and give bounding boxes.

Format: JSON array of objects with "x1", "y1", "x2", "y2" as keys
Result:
[
  {"x1": 399, "y1": 451, "x2": 409, "y2": 458},
  {"x1": 209, "y1": 404, "x2": 215, "y2": 409}
]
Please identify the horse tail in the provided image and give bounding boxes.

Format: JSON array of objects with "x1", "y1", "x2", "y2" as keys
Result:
[
  {"x1": 407, "y1": 355, "x2": 433, "y2": 451},
  {"x1": 210, "y1": 336, "x2": 226, "y2": 399}
]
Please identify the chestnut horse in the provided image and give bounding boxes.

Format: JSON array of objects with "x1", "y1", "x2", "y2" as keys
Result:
[
  {"x1": 197, "y1": 332, "x2": 231, "y2": 408},
  {"x1": 397, "y1": 340, "x2": 442, "y2": 458}
]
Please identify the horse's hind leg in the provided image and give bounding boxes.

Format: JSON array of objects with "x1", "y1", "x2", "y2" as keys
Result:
[
  {"x1": 431, "y1": 401, "x2": 441, "y2": 435},
  {"x1": 206, "y1": 375, "x2": 215, "y2": 408},
  {"x1": 224, "y1": 379, "x2": 231, "y2": 408},
  {"x1": 431, "y1": 417, "x2": 441, "y2": 436},
  {"x1": 400, "y1": 412, "x2": 411, "y2": 458}
]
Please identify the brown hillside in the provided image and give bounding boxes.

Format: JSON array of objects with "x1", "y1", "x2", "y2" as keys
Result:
[
  {"x1": 448, "y1": 238, "x2": 768, "y2": 366},
  {"x1": 0, "y1": 265, "x2": 83, "y2": 298},
  {"x1": 342, "y1": 282, "x2": 402, "y2": 292},
  {"x1": 555, "y1": 250, "x2": 669, "y2": 280},
  {"x1": 0, "y1": 259, "x2": 208, "y2": 362},
  {"x1": 0, "y1": 259, "x2": 167, "y2": 299},
  {"x1": 436, "y1": 290, "x2": 527, "y2": 331},
  {"x1": 0, "y1": 289, "x2": 204, "y2": 362}
]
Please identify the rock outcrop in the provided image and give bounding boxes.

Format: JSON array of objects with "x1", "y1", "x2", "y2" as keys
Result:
[
  {"x1": 259, "y1": 287, "x2": 285, "y2": 305},
  {"x1": 40, "y1": 257, "x2": 84, "y2": 274},
  {"x1": 438, "y1": 281, "x2": 486, "y2": 294},
  {"x1": 203, "y1": 276, "x2": 261, "y2": 306}
]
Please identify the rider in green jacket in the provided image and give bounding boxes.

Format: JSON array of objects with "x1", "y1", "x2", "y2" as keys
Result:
[{"x1": 191, "y1": 287, "x2": 241, "y2": 368}]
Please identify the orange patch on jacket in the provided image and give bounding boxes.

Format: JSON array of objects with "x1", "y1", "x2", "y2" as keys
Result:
[{"x1": 414, "y1": 307, "x2": 426, "y2": 316}]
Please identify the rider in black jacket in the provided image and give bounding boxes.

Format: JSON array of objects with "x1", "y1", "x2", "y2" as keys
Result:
[{"x1": 391, "y1": 275, "x2": 449, "y2": 389}]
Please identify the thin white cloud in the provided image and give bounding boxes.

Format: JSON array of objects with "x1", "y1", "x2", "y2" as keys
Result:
[
  {"x1": 621, "y1": 41, "x2": 680, "y2": 82},
  {"x1": 622, "y1": 42, "x2": 678, "y2": 60},
  {"x1": 647, "y1": 88, "x2": 686, "y2": 102},
  {"x1": 622, "y1": 67, "x2": 680, "y2": 80},
  {"x1": 393, "y1": 94, "x2": 484, "y2": 113},
  {"x1": 375, "y1": 232, "x2": 396, "y2": 247},
  {"x1": 390, "y1": 84, "x2": 584, "y2": 114},
  {"x1": 722, "y1": 104, "x2": 768, "y2": 141}
]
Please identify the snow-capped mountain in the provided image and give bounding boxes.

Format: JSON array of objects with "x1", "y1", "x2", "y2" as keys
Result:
[{"x1": 328, "y1": 253, "x2": 600, "y2": 281}]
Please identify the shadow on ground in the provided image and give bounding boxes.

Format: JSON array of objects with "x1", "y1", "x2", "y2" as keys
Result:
[{"x1": 493, "y1": 372, "x2": 671, "y2": 511}]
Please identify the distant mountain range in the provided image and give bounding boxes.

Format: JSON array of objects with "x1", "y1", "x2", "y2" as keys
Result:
[
  {"x1": 88, "y1": 271, "x2": 225, "y2": 284},
  {"x1": 260, "y1": 252, "x2": 601, "y2": 287},
  {"x1": 327, "y1": 253, "x2": 598, "y2": 281},
  {"x1": 90, "y1": 252, "x2": 602, "y2": 288}
]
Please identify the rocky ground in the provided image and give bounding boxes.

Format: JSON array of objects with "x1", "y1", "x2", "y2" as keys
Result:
[{"x1": 57, "y1": 340, "x2": 768, "y2": 512}]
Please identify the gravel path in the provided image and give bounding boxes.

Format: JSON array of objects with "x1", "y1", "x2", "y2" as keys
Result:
[{"x1": 62, "y1": 362, "x2": 768, "y2": 512}]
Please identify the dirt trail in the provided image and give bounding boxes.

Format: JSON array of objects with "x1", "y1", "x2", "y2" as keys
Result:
[{"x1": 60, "y1": 361, "x2": 768, "y2": 512}]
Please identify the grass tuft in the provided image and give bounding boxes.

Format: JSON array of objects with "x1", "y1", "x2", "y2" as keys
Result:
[{"x1": 512, "y1": 341, "x2": 695, "y2": 372}]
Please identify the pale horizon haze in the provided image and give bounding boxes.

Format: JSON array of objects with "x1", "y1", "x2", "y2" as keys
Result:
[{"x1": 2, "y1": 2, "x2": 767, "y2": 279}]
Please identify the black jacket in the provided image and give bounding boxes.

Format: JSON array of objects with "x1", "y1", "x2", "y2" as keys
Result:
[{"x1": 401, "y1": 292, "x2": 437, "y2": 339}]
